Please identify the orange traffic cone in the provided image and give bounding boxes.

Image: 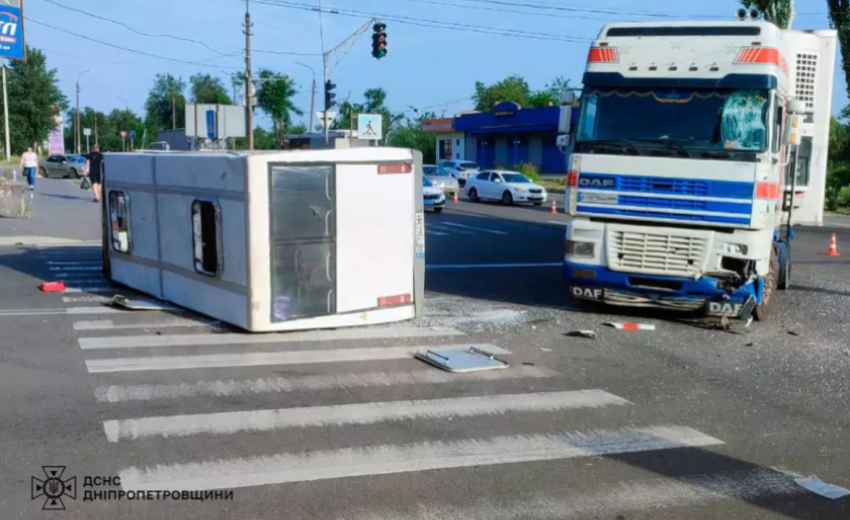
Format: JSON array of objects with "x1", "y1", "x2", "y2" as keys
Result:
[
  {"x1": 453, "y1": 191, "x2": 459, "y2": 204},
  {"x1": 550, "y1": 200, "x2": 557, "y2": 214},
  {"x1": 827, "y1": 233, "x2": 841, "y2": 257}
]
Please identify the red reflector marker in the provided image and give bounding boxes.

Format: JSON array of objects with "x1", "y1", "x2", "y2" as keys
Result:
[
  {"x1": 756, "y1": 182, "x2": 780, "y2": 199},
  {"x1": 378, "y1": 294, "x2": 412, "y2": 307},
  {"x1": 588, "y1": 47, "x2": 619, "y2": 63},
  {"x1": 378, "y1": 163, "x2": 412, "y2": 175},
  {"x1": 567, "y1": 171, "x2": 578, "y2": 187},
  {"x1": 734, "y1": 47, "x2": 780, "y2": 66}
]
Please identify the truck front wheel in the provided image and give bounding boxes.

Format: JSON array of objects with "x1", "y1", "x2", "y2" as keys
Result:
[
  {"x1": 777, "y1": 243, "x2": 791, "y2": 290},
  {"x1": 754, "y1": 249, "x2": 779, "y2": 321}
]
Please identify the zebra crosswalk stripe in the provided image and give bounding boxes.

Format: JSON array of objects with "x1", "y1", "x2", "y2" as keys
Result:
[
  {"x1": 103, "y1": 390, "x2": 629, "y2": 442},
  {"x1": 118, "y1": 426, "x2": 724, "y2": 491}
]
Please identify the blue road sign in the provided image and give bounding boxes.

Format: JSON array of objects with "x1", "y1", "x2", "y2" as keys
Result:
[
  {"x1": 129, "y1": 130, "x2": 136, "y2": 140},
  {"x1": 0, "y1": 2, "x2": 25, "y2": 61},
  {"x1": 206, "y1": 110, "x2": 217, "y2": 139}
]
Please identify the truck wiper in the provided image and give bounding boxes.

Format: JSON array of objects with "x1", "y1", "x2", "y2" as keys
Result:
[
  {"x1": 580, "y1": 139, "x2": 640, "y2": 154},
  {"x1": 700, "y1": 150, "x2": 735, "y2": 159},
  {"x1": 639, "y1": 138, "x2": 693, "y2": 158}
]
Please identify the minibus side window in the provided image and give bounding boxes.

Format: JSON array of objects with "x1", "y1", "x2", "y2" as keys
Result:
[
  {"x1": 108, "y1": 191, "x2": 132, "y2": 253},
  {"x1": 192, "y1": 200, "x2": 222, "y2": 277}
]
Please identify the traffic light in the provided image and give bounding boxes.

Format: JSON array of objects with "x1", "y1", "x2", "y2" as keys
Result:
[
  {"x1": 372, "y1": 22, "x2": 387, "y2": 59},
  {"x1": 324, "y1": 80, "x2": 337, "y2": 110}
]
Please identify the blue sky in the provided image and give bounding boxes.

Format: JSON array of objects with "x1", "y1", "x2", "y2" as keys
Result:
[{"x1": 21, "y1": 0, "x2": 844, "y2": 129}]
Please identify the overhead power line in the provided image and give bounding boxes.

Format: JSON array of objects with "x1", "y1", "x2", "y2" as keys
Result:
[
  {"x1": 38, "y1": 0, "x2": 237, "y2": 57},
  {"x1": 27, "y1": 17, "x2": 243, "y2": 70},
  {"x1": 439, "y1": 0, "x2": 717, "y2": 19},
  {"x1": 253, "y1": 0, "x2": 594, "y2": 43}
]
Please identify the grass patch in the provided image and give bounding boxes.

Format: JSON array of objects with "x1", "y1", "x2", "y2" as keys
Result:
[{"x1": 539, "y1": 178, "x2": 566, "y2": 192}]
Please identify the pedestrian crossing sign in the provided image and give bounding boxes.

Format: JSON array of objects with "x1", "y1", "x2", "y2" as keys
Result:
[{"x1": 357, "y1": 114, "x2": 383, "y2": 141}]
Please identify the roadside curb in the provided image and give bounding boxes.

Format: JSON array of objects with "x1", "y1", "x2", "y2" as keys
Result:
[{"x1": 0, "y1": 236, "x2": 101, "y2": 247}]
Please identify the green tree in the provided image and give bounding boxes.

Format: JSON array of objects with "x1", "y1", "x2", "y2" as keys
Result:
[
  {"x1": 828, "y1": 1, "x2": 850, "y2": 104},
  {"x1": 255, "y1": 69, "x2": 303, "y2": 149},
  {"x1": 388, "y1": 113, "x2": 437, "y2": 163},
  {"x1": 528, "y1": 77, "x2": 574, "y2": 108},
  {"x1": 144, "y1": 73, "x2": 186, "y2": 132},
  {"x1": 107, "y1": 109, "x2": 145, "y2": 151},
  {"x1": 472, "y1": 75, "x2": 531, "y2": 111},
  {"x1": 0, "y1": 46, "x2": 68, "y2": 155},
  {"x1": 740, "y1": 0, "x2": 792, "y2": 28},
  {"x1": 333, "y1": 87, "x2": 403, "y2": 141},
  {"x1": 827, "y1": 116, "x2": 850, "y2": 209},
  {"x1": 65, "y1": 107, "x2": 108, "y2": 152},
  {"x1": 189, "y1": 73, "x2": 232, "y2": 104}
]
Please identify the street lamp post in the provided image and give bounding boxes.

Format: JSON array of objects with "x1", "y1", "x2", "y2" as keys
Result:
[
  {"x1": 295, "y1": 62, "x2": 316, "y2": 133},
  {"x1": 75, "y1": 70, "x2": 91, "y2": 155}
]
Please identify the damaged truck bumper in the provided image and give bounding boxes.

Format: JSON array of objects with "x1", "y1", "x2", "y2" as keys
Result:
[{"x1": 565, "y1": 263, "x2": 761, "y2": 318}]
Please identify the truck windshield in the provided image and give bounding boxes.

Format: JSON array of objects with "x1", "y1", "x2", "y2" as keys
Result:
[{"x1": 577, "y1": 87, "x2": 769, "y2": 152}]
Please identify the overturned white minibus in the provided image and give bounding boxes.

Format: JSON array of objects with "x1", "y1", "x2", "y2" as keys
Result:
[{"x1": 101, "y1": 148, "x2": 425, "y2": 332}]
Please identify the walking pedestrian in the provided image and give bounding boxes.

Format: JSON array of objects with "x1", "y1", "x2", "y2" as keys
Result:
[
  {"x1": 85, "y1": 144, "x2": 105, "y2": 203},
  {"x1": 18, "y1": 146, "x2": 38, "y2": 191}
]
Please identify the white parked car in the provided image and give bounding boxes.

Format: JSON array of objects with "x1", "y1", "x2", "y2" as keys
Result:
[
  {"x1": 423, "y1": 176, "x2": 446, "y2": 213},
  {"x1": 438, "y1": 160, "x2": 480, "y2": 185},
  {"x1": 465, "y1": 170, "x2": 547, "y2": 206}
]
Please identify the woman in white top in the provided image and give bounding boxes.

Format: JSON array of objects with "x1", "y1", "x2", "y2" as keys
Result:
[{"x1": 19, "y1": 146, "x2": 38, "y2": 191}]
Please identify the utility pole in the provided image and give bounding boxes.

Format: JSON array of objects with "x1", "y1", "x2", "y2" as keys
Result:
[
  {"x1": 94, "y1": 115, "x2": 99, "y2": 146},
  {"x1": 296, "y1": 62, "x2": 316, "y2": 133},
  {"x1": 244, "y1": 0, "x2": 254, "y2": 150},
  {"x1": 788, "y1": 0, "x2": 796, "y2": 29},
  {"x1": 2, "y1": 65, "x2": 10, "y2": 161},
  {"x1": 75, "y1": 70, "x2": 90, "y2": 155},
  {"x1": 171, "y1": 92, "x2": 176, "y2": 130}
]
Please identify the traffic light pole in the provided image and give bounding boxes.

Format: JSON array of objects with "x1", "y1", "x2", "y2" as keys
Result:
[
  {"x1": 245, "y1": 0, "x2": 254, "y2": 150},
  {"x1": 323, "y1": 57, "x2": 329, "y2": 146}
]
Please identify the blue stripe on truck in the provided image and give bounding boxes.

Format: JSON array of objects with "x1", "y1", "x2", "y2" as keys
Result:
[
  {"x1": 614, "y1": 195, "x2": 753, "y2": 214},
  {"x1": 579, "y1": 173, "x2": 754, "y2": 200},
  {"x1": 576, "y1": 205, "x2": 752, "y2": 225}
]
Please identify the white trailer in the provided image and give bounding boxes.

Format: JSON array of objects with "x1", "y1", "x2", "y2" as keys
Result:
[{"x1": 102, "y1": 148, "x2": 425, "y2": 332}]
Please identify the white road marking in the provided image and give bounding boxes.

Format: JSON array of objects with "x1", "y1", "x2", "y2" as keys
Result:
[
  {"x1": 428, "y1": 225, "x2": 476, "y2": 236},
  {"x1": 118, "y1": 426, "x2": 724, "y2": 491},
  {"x1": 78, "y1": 326, "x2": 464, "y2": 350},
  {"x1": 49, "y1": 266, "x2": 101, "y2": 271},
  {"x1": 46, "y1": 261, "x2": 103, "y2": 266},
  {"x1": 86, "y1": 344, "x2": 510, "y2": 373},
  {"x1": 64, "y1": 296, "x2": 112, "y2": 304},
  {"x1": 440, "y1": 222, "x2": 509, "y2": 235},
  {"x1": 104, "y1": 389, "x2": 625, "y2": 442},
  {"x1": 94, "y1": 365, "x2": 559, "y2": 403},
  {"x1": 427, "y1": 263, "x2": 561, "y2": 270},
  {"x1": 75, "y1": 317, "x2": 220, "y2": 331},
  {"x1": 65, "y1": 287, "x2": 115, "y2": 293},
  {"x1": 425, "y1": 230, "x2": 450, "y2": 237},
  {"x1": 52, "y1": 272, "x2": 105, "y2": 278},
  {"x1": 352, "y1": 470, "x2": 803, "y2": 519},
  {"x1": 0, "y1": 306, "x2": 122, "y2": 317}
]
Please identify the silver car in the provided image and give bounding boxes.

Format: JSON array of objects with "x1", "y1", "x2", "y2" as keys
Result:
[
  {"x1": 39, "y1": 154, "x2": 87, "y2": 178},
  {"x1": 423, "y1": 165, "x2": 460, "y2": 195}
]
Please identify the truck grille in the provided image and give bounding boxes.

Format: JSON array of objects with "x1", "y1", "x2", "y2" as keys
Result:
[{"x1": 608, "y1": 229, "x2": 708, "y2": 277}]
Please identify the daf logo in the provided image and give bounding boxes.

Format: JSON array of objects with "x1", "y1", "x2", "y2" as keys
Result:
[
  {"x1": 578, "y1": 177, "x2": 616, "y2": 188},
  {"x1": 572, "y1": 287, "x2": 603, "y2": 300},
  {"x1": 708, "y1": 302, "x2": 743, "y2": 317}
]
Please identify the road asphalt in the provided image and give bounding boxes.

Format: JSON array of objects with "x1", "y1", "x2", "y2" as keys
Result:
[{"x1": 1, "y1": 179, "x2": 848, "y2": 519}]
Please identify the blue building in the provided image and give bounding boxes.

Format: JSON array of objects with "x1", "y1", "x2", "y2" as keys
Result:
[{"x1": 423, "y1": 102, "x2": 580, "y2": 174}]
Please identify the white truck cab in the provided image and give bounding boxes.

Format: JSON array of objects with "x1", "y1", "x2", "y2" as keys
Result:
[{"x1": 563, "y1": 21, "x2": 836, "y2": 320}]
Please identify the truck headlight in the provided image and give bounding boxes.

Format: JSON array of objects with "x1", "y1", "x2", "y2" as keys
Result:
[{"x1": 565, "y1": 240, "x2": 595, "y2": 257}]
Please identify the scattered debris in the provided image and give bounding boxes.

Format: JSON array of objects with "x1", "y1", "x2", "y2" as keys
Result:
[
  {"x1": 565, "y1": 330, "x2": 597, "y2": 339},
  {"x1": 415, "y1": 347, "x2": 509, "y2": 373},
  {"x1": 522, "y1": 362, "x2": 535, "y2": 366},
  {"x1": 539, "y1": 347, "x2": 553, "y2": 352},
  {"x1": 787, "y1": 330, "x2": 800, "y2": 336},
  {"x1": 109, "y1": 295, "x2": 174, "y2": 311},
  {"x1": 745, "y1": 343, "x2": 754, "y2": 347},
  {"x1": 604, "y1": 322, "x2": 656, "y2": 331},
  {"x1": 40, "y1": 281, "x2": 66, "y2": 293},
  {"x1": 794, "y1": 475, "x2": 850, "y2": 500},
  {"x1": 844, "y1": 350, "x2": 850, "y2": 357}
]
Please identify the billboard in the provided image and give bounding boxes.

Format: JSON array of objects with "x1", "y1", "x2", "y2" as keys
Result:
[
  {"x1": 47, "y1": 127, "x2": 63, "y2": 155},
  {"x1": 185, "y1": 104, "x2": 247, "y2": 139},
  {"x1": 0, "y1": 1, "x2": 25, "y2": 61}
]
